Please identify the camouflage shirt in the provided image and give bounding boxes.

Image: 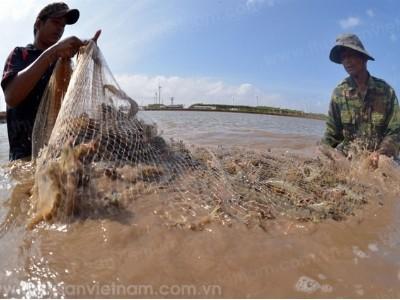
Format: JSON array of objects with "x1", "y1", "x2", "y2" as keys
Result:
[{"x1": 322, "y1": 74, "x2": 400, "y2": 157}]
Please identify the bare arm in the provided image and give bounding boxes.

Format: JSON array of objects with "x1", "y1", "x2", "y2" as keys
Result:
[
  {"x1": 4, "y1": 48, "x2": 56, "y2": 108},
  {"x1": 4, "y1": 36, "x2": 84, "y2": 108}
]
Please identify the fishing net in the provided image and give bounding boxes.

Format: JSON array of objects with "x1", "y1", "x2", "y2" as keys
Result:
[
  {"x1": 23, "y1": 41, "x2": 374, "y2": 230},
  {"x1": 32, "y1": 58, "x2": 73, "y2": 158}
]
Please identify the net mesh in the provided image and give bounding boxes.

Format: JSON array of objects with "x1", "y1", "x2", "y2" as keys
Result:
[
  {"x1": 32, "y1": 58, "x2": 73, "y2": 158},
  {"x1": 25, "y1": 41, "x2": 372, "y2": 230}
]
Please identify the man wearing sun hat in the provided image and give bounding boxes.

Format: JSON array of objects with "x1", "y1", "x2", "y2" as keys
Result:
[
  {"x1": 1, "y1": 2, "x2": 100, "y2": 160},
  {"x1": 322, "y1": 33, "x2": 400, "y2": 167}
]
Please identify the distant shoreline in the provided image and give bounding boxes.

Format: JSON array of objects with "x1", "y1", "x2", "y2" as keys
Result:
[
  {"x1": 143, "y1": 107, "x2": 327, "y2": 121},
  {"x1": 0, "y1": 106, "x2": 328, "y2": 123}
]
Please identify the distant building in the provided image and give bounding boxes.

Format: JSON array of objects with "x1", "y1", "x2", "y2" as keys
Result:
[
  {"x1": 190, "y1": 105, "x2": 217, "y2": 110},
  {"x1": 145, "y1": 104, "x2": 166, "y2": 110},
  {"x1": 144, "y1": 104, "x2": 184, "y2": 110},
  {"x1": 165, "y1": 104, "x2": 184, "y2": 110}
]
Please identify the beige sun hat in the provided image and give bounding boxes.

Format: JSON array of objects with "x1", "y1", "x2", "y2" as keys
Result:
[{"x1": 329, "y1": 33, "x2": 375, "y2": 64}]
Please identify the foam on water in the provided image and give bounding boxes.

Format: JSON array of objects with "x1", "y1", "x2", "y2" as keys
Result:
[{"x1": 294, "y1": 276, "x2": 321, "y2": 294}]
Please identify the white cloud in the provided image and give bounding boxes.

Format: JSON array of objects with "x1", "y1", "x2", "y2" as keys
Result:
[
  {"x1": 115, "y1": 74, "x2": 282, "y2": 108},
  {"x1": 0, "y1": 0, "x2": 48, "y2": 22},
  {"x1": 366, "y1": 9, "x2": 375, "y2": 17},
  {"x1": 246, "y1": 0, "x2": 275, "y2": 8},
  {"x1": 339, "y1": 17, "x2": 361, "y2": 29},
  {"x1": 237, "y1": 83, "x2": 253, "y2": 95},
  {"x1": 246, "y1": 0, "x2": 262, "y2": 6}
]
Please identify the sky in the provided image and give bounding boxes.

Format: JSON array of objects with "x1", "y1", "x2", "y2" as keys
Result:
[{"x1": 1, "y1": 0, "x2": 400, "y2": 113}]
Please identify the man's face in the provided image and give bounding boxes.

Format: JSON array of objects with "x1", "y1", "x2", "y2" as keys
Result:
[
  {"x1": 36, "y1": 16, "x2": 66, "y2": 47},
  {"x1": 340, "y1": 48, "x2": 367, "y2": 77}
]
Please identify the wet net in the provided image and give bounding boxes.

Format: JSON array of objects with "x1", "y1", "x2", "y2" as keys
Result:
[
  {"x1": 23, "y1": 41, "x2": 377, "y2": 230},
  {"x1": 32, "y1": 58, "x2": 73, "y2": 158}
]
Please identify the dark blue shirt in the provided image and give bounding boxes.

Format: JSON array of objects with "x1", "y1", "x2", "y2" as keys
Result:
[{"x1": 1, "y1": 44, "x2": 54, "y2": 160}]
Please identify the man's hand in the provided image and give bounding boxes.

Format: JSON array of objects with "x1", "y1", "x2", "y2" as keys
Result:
[
  {"x1": 82, "y1": 30, "x2": 102, "y2": 45},
  {"x1": 92, "y1": 30, "x2": 101, "y2": 43},
  {"x1": 51, "y1": 36, "x2": 84, "y2": 59}
]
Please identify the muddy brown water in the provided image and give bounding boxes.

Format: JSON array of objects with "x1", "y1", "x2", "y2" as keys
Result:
[{"x1": 0, "y1": 112, "x2": 400, "y2": 298}]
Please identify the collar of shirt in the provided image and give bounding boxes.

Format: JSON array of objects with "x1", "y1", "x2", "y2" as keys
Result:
[
  {"x1": 344, "y1": 73, "x2": 378, "y2": 93},
  {"x1": 25, "y1": 44, "x2": 43, "y2": 52}
]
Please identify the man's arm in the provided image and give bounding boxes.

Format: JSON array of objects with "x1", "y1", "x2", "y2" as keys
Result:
[
  {"x1": 4, "y1": 36, "x2": 83, "y2": 108},
  {"x1": 321, "y1": 91, "x2": 343, "y2": 148},
  {"x1": 377, "y1": 89, "x2": 400, "y2": 157}
]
